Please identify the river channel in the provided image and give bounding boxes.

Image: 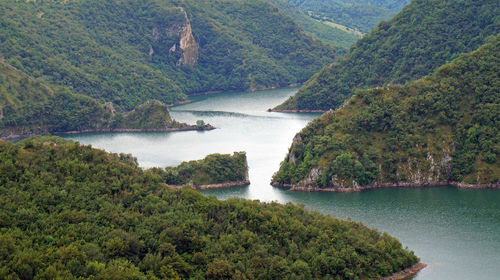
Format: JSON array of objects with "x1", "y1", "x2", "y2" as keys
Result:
[{"x1": 63, "y1": 87, "x2": 500, "y2": 279}]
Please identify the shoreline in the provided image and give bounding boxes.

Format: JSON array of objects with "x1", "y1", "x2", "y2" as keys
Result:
[
  {"x1": 271, "y1": 181, "x2": 500, "y2": 192},
  {"x1": 166, "y1": 100, "x2": 192, "y2": 107},
  {"x1": 1, "y1": 125, "x2": 215, "y2": 141},
  {"x1": 381, "y1": 262, "x2": 427, "y2": 280},
  {"x1": 268, "y1": 108, "x2": 327, "y2": 113},
  {"x1": 171, "y1": 168, "x2": 250, "y2": 190},
  {"x1": 188, "y1": 83, "x2": 302, "y2": 97},
  {"x1": 169, "y1": 180, "x2": 250, "y2": 190}
]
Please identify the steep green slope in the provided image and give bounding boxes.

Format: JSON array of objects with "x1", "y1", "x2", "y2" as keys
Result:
[
  {"x1": 0, "y1": 61, "x2": 207, "y2": 139},
  {"x1": 276, "y1": 0, "x2": 500, "y2": 111},
  {"x1": 0, "y1": 0, "x2": 337, "y2": 110},
  {"x1": 0, "y1": 137, "x2": 419, "y2": 279},
  {"x1": 0, "y1": 59, "x2": 113, "y2": 138},
  {"x1": 284, "y1": 0, "x2": 411, "y2": 33},
  {"x1": 272, "y1": 35, "x2": 500, "y2": 189},
  {"x1": 265, "y1": 0, "x2": 361, "y2": 49}
]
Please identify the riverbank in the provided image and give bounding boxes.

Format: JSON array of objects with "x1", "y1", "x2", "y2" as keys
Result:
[
  {"x1": 193, "y1": 180, "x2": 251, "y2": 190},
  {"x1": 188, "y1": 83, "x2": 302, "y2": 97},
  {"x1": 57, "y1": 124, "x2": 215, "y2": 135},
  {"x1": 169, "y1": 180, "x2": 250, "y2": 190},
  {"x1": 1, "y1": 124, "x2": 215, "y2": 141},
  {"x1": 271, "y1": 181, "x2": 500, "y2": 192},
  {"x1": 268, "y1": 108, "x2": 327, "y2": 113},
  {"x1": 381, "y1": 262, "x2": 427, "y2": 280}
]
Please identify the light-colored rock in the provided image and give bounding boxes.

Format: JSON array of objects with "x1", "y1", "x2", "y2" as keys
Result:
[
  {"x1": 104, "y1": 102, "x2": 115, "y2": 114},
  {"x1": 177, "y1": 9, "x2": 198, "y2": 67},
  {"x1": 150, "y1": 7, "x2": 198, "y2": 67},
  {"x1": 300, "y1": 167, "x2": 321, "y2": 187}
]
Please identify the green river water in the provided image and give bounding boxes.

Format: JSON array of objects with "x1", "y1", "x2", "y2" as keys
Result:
[{"x1": 63, "y1": 87, "x2": 500, "y2": 279}]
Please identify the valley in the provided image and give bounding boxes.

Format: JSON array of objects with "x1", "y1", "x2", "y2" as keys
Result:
[{"x1": 1, "y1": 0, "x2": 499, "y2": 279}]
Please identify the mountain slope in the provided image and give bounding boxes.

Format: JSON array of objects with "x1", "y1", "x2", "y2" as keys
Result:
[
  {"x1": 0, "y1": 59, "x2": 113, "y2": 138},
  {"x1": 265, "y1": 0, "x2": 361, "y2": 49},
  {"x1": 0, "y1": 60, "x2": 207, "y2": 139},
  {"x1": 272, "y1": 35, "x2": 500, "y2": 189},
  {"x1": 283, "y1": 0, "x2": 411, "y2": 33},
  {"x1": 275, "y1": 0, "x2": 500, "y2": 111},
  {"x1": 0, "y1": 137, "x2": 419, "y2": 279},
  {"x1": 0, "y1": 0, "x2": 337, "y2": 110}
]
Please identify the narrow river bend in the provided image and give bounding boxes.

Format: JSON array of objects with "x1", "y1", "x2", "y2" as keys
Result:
[{"x1": 63, "y1": 87, "x2": 500, "y2": 280}]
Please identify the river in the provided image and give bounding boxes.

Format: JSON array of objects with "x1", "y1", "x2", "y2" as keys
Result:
[{"x1": 62, "y1": 87, "x2": 500, "y2": 279}]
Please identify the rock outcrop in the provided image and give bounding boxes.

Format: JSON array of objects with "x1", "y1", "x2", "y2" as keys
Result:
[
  {"x1": 150, "y1": 7, "x2": 198, "y2": 67},
  {"x1": 177, "y1": 10, "x2": 198, "y2": 67}
]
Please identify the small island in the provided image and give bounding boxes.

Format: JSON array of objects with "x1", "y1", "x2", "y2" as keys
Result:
[{"x1": 156, "y1": 152, "x2": 250, "y2": 189}]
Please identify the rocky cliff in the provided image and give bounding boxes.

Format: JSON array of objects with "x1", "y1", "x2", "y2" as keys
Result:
[{"x1": 150, "y1": 7, "x2": 198, "y2": 67}]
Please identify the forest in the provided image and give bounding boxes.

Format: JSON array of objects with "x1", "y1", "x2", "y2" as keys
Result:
[
  {"x1": 264, "y1": 0, "x2": 361, "y2": 49},
  {"x1": 0, "y1": 0, "x2": 337, "y2": 111},
  {"x1": 0, "y1": 61, "x2": 207, "y2": 139},
  {"x1": 0, "y1": 137, "x2": 419, "y2": 279},
  {"x1": 160, "y1": 152, "x2": 249, "y2": 187},
  {"x1": 281, "y1": 0, "x2": 411, "y2": 33},
  {"x1": 275, "y1": 0, "x2": 500, "y2": 111},
  {"x1": 273, "y1": 35, "x2": 500, "y2": 188},
  {"x1": 0, "y1": 59, "x2": 113, "y2": 138}
]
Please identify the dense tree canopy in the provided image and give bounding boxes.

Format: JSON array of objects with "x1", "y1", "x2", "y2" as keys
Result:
[
  {"x1": 273, "y1": 34, "x2": 500, "y2": 188},
  {"x1": 275, "y1": 0, "x2": 500, "y2": 111},
  {"x1": 0, "y1": 61, "x2": 200, "y2": 139},
  {"x1": 264, "y1": 0, "x2": 361, "y2": 49},
  {"x1": 161, "y1": 152, "x2": 248, "y2": 186},
  {"x1": 282, "y1": 0, "x2": 411, "y2": 33},
  {"x1": 0, "y1": 137, "x2": 419, "y2": 279},
  {"x1": 0, "y1": 0, "x2": 338, "y2": 111},
  {"x1": 0, "y1": 59, "x2": 112, "y2": 138}
]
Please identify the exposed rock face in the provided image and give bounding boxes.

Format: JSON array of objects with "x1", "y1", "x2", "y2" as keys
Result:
[
  {"x1": 104, "y1": 102, "x2": 115, "y2": 115},
  {"x1": 177, "y1": 12, "x2": 198, "y2": 67},
  {"x1": 288, "y1": 134, "x2": 302, "y2": 164},
  {"x1": 300, "y1": 167, "x2": 321, "y2": 186},
  {"x1": 150, "y1": 7, "x2": 198, "y2": 67}
]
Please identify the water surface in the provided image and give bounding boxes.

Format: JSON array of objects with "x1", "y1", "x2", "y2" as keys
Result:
[{"x1": 63, "y1": 88, "x2": 500, "y2": 280}]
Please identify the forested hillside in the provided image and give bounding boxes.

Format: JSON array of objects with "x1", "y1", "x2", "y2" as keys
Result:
[
  {"x1": 0, "y1": 59, "x2": 113, "y2": 138},
  {"x1": 0, "y1": 0, "x2": 337, "y2": 110},
  {"x1": 282, "y1": 0, "x2": 411, "y2": 33},
  {"x1": 272, "y1": 35, "x2": 500, "y2": 189},
  {"x1": 0, "y1": 137, "x2": 419, "y2": 279},
  {"x1": 265, "y1": 0, "x2": 361, "y2": 49},
  {"x1": 275, "y1": 0, "x2": 500, "y2": 111},
  {"x1": 0, "y1": 60, "x2": 210, "y2": 139}
]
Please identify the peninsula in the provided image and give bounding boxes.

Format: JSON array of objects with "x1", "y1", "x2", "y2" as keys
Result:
[{"x1": 272, "y1": 35, "x2": 500, "y2": 191}]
